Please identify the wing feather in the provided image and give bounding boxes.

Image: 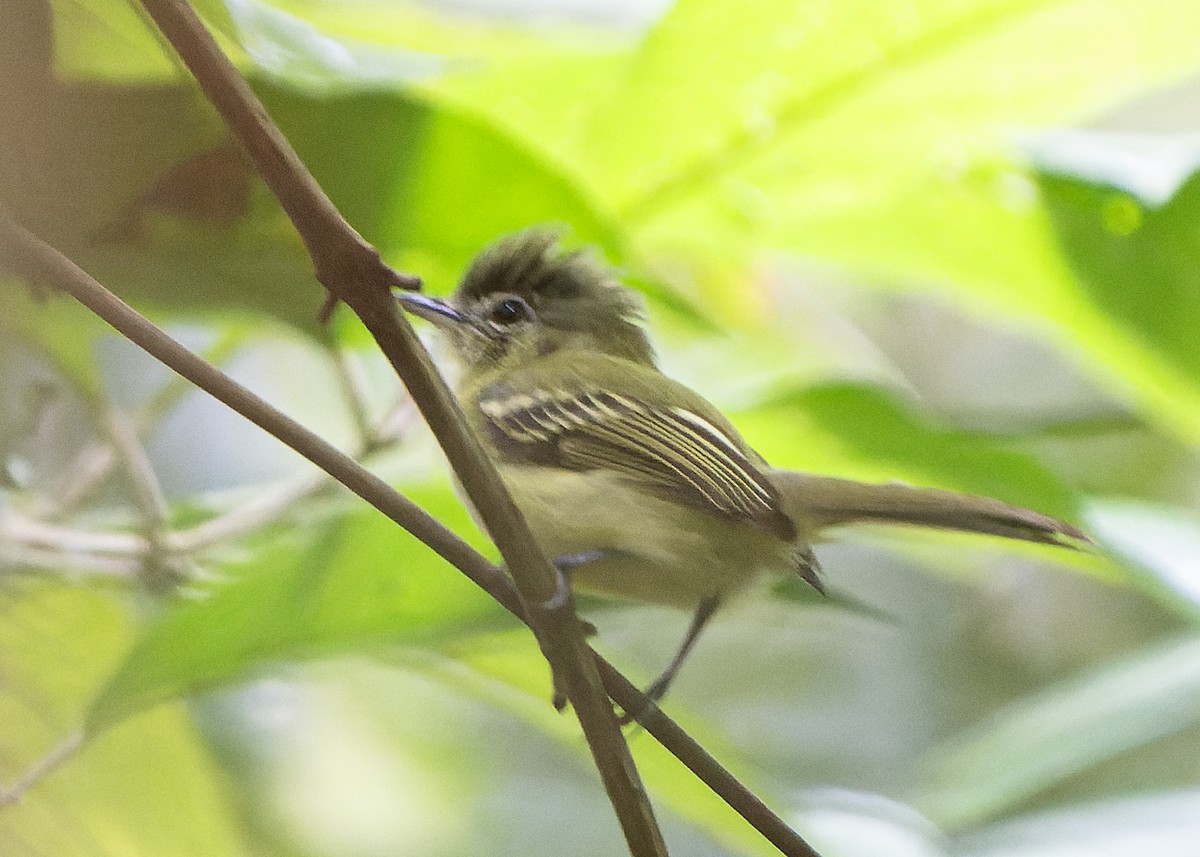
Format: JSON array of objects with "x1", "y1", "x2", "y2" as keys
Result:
[{"x1": 479, "y1": 388, "x2": 794, "y2": 539}]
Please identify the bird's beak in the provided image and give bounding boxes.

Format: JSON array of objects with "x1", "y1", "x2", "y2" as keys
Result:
[{"x1": 396, "y1": 292, "x2": 475, "y2": 333}]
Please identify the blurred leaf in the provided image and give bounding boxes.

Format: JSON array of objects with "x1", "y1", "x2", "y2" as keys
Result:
[
  {"x1": 1035, "y1": 159, "x2": 1200, "y2": 385},
  {"x1": 427, "y1": 0, "x2": 1200, "y2": 250},
  {"x1": 578, "y1": 0, "x2": 1200, "y2": 217},
  {"x1": 1027, "y1": 130, "x2": 1200, "y2": 208},
  {"x1": 3, "y1": 8, "x2": 617, "y2": 336},
  {"x1": 48, "y1": 0, "x2": 244, "y2": 82},
  {"x1": 88, "y1": 486, "x2": 504, "y2": 730},
  {"x1": 425, "y1": 0, "x2": 1200, "y2": 441},
  {"x1": 914, "y1": 634, "x2": 1200, "y2": 831},
  {"x1": 0, "y1": 581, "x2": 248, "y2": 856},
  {"x1": 1086, "y1": 499, "x2": 1200, "y2": 621},
  {"x1": 613, "y1": 0, "x2": 1200, "y2": 443},
  {"x1": 952, "y1": 789, "x2": 1200, "y2": 857}
]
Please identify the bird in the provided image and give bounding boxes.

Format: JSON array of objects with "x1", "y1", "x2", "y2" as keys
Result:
[{"x1": 396, "y1": 228, "x2": 1087, "y2": 710}]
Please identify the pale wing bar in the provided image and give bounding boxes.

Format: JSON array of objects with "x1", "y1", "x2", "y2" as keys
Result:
[{"x1": 480, "y1": 389, "x2": 791, "y2": 535}]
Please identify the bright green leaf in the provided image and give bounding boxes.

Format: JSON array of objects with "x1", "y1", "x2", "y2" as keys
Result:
[
  {"x1": 87, "y1": 487, "x2": 505, "y2": 730},
  {"x1": 1036, "y1": 163, "x2": 1200, "y2": 384},
  {"x1": 0, "y1": 582, "x2": 249, "y2": 857},
  {"x1": 421, "y1": 0, "x2": 1200, "y2": 442}
]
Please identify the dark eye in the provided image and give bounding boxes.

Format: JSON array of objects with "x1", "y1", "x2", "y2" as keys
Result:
[{"x1": 490, "y1": 296, "x2": 533, "y2": 325}]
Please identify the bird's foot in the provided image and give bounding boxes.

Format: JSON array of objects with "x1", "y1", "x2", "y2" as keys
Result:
[
  {"x1": 540, "y1": 549, "x2": 608, "y2": 610},
  {"x1": 545, "y1": 550, "x2": 607, "y2": 711}
]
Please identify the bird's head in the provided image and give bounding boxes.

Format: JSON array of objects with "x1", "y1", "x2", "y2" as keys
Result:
[{"x1": 397, "y1": 229, "x2": 655, "y2": 373}]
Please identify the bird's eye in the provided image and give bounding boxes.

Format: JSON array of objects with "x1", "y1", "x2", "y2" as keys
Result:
[{"x1": 490, "y1": 296, "x2": 533, "y2": 326}]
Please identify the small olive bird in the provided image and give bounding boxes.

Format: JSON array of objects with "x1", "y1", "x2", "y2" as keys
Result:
[{"x1": 397, "y1": 229, "x2": 1086, "y2": 707}]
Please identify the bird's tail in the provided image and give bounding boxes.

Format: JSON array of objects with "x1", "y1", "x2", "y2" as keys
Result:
[{"x1": 771, "y1": 471, "x2": 1088, "y2": 548}]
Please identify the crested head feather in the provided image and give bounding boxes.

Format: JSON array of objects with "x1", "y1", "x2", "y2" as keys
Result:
[
  {"x1": 456, "y1": 228, "x2": 656, "y2": 366},
  {"x1": 458, "y1": 228, "x2": 616, "y2": 303},
  {"x1": 457, "y1": 228, "x2": 585, "y2": 301}
]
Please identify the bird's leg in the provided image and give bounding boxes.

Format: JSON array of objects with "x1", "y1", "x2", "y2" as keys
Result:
[
  {"x1": 619, "y1": 595, "x2": 721, "y2": 725},
  {"x1": 543, "y1": 550, "x2": 608, "y2": 710}
]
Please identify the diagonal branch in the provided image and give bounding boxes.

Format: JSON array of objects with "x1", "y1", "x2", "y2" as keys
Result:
[{"x1": 132, "y1": 1, "x2": 666, "y2": 853}]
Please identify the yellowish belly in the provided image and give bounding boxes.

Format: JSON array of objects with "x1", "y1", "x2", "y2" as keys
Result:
[{"x1": 500, "y1": 465, "x2": 793, "y2": 609}]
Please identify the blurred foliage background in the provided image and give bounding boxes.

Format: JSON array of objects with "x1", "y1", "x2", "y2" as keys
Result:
[{"x1": 4, "y1": 0, "x2": 1200, "y2": 854}]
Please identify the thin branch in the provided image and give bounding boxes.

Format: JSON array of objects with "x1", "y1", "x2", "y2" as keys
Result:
[
  {"x1": 168, "y1": 469, "x2": 330, "y2": 553},
  {"x1": 0, "y1": 729, "x2": 85, "y2": 808},
  {"x1": 0, "y1": 207, "x2": 820, "y2": 857},
  {"x1": 3, "y1": 405, "x2": 401, "y2": 569},
  {"x1": 28, "y1": 440, "x2": 117, "y2": 521},
  {"x1": 0, "y1": 512, "x2": 146, "y2": 559},
  {"x1": 27, "y1": 330, "x2": 245, "y2": 523},
  {"x1": 0, "y1": 540, "x2": 139, "y2": 579},
  {"x1": 99, "y1": 404, "x2": 190, "y2": 593},
  {"x1": 134, "y1": 1, "x2": 666, "y2": 853},
  {"x1": 329, "y1": 345, "x2": 377, "y2": 447}
]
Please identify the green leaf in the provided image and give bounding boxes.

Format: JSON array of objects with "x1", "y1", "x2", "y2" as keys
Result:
[
  {"x1": 87, "y1": 487, "x2": 504, "y2": 731},
  {"x1": 1035, "y1": 159, "x2": 1200, "y2": 385},
  {"x1": 0, "y1": 582, "x2": 248, "y2": 857},
  {"x1": 610, "y1": 0, "x2": 1200, "y2": 443},
  {"x1": 914, "y1": 634, "x2": 1200, "y2": 831},
  {"x1": 49, "y1": 0, "x2": 245, "y2": 82},
  {"x1": 421, "y1": 0, "x2": 1200, "y2": 442},
  {"x1": 581, "y1": 0, "x2": 1200, "y2": 211}
]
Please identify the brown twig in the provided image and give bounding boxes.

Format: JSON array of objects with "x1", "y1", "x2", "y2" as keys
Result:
[
  {"x1": 329, "y1": 345, "x2": 378, "y2": 448},
  {"x1": 99, "y1": 403, "x2": 192, "y2": 593},
  {"x1": 133, "y1": 1, "x2": 665, "y2": 852},
  {"x1": 28, "y1": 440, "x2": 116, "y2": 521}
]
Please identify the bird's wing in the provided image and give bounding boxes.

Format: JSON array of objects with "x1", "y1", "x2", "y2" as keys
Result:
[{"x1": 477, "y1": 387, "x2": 796, "y2": 540}]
